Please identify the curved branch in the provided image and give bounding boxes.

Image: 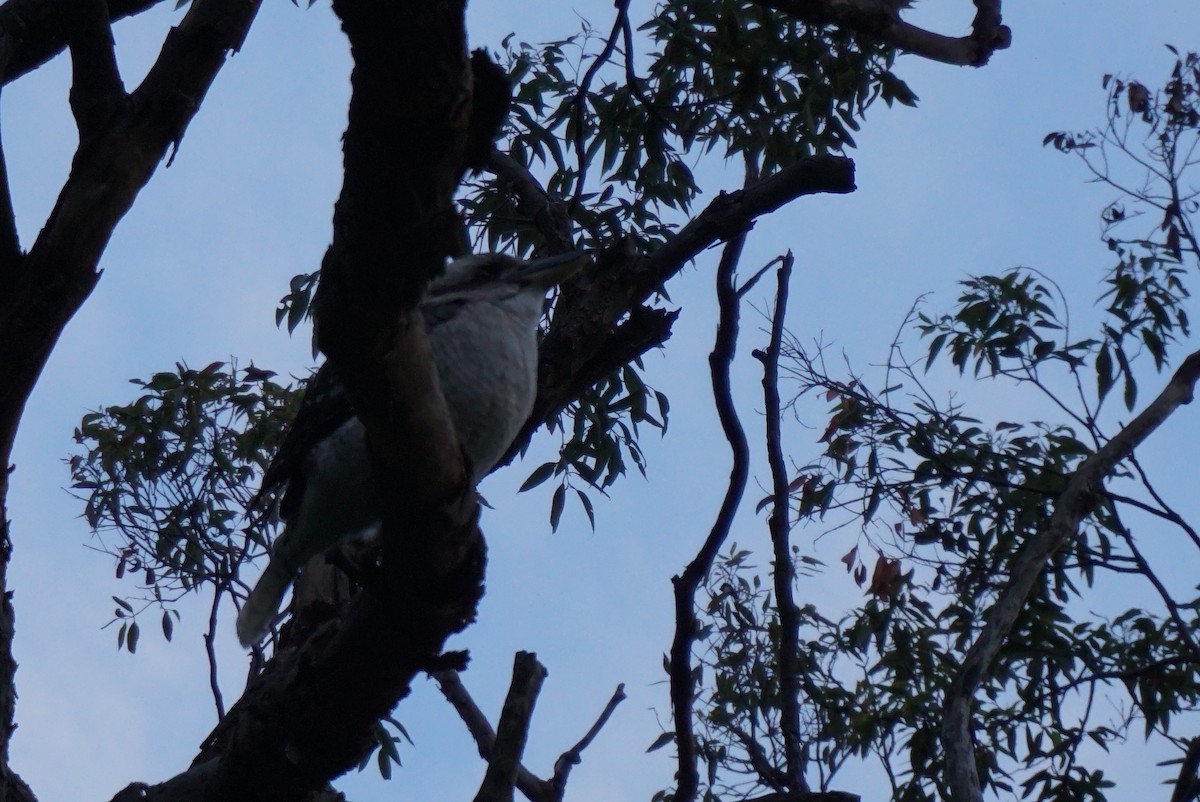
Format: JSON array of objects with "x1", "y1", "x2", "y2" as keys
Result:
[
  {"x1": 669, "y1": 160, "x2": 758, "y2": 802},
  {"x1": 505, "y1": 154, "x2": 855, "y2": 463},
  {"x1": 567, "y1": 0, "x2": 629, "y2": 211},
  {"x1": 549, "y1": 683, "x2": 626, "y2": 796},
  {"x1": 0, "y1": 3, "x2": 260, "y2": 798},
  {"x1": 942, "y1": 350, "x2": 1200, "y2": 802}
]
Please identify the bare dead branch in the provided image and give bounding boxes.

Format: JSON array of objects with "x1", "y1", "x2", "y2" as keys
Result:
[
  {"x1": 434, "y1": 668, "x2": 556, "y2": 802},
  {"x1": 437, "y1": 667, "x2": 626, "y2": 802},
  {"x1": 550, "y1": 683, "x2": 627, "y2": 795},
  {"x1": 742, "y1": 792, "x2": 859, "y2": 802},
  {"x1": 474, "y1": 652, "x2": 548, "y2": 802},
  {"x1": 942, "y1": 349, "x2": 1200, "y2": 802},
  {"x1": 749, "y1": 0, "x2": 1010, "y2": 67},
  {"x1": 752, "y1": 251, "x2": 806, "y2": 792}
]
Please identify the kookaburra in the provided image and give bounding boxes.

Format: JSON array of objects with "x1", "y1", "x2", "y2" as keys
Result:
[{"x1": 236, "y1": 251, "x2": 586, "y2": 646}]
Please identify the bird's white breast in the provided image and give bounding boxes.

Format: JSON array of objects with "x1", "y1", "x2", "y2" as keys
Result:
[{"x1": 431, "y1": 289, "x2": 541, "y2": 478}]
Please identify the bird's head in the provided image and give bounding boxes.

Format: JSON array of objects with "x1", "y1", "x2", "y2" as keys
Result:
[{"x1": 432, "y1": 251, "x2": 589, "y2": 297}]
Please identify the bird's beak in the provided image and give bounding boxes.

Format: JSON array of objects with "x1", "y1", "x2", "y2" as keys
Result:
[{"x1": 519, "y1": 251, "x2": 590, "y2": 288}]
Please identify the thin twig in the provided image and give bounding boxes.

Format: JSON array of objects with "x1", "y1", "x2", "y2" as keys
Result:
[
  {"x1": 1127, "y1": 453, "x2": 1200, "y2": 552},
  {"x1": 204, "y1": 585, "x2": 226, "y2": 719},
  {"x1": 568, "y1": 0, "x2": 630, "y2": 211},
  {"x1": 1105, "y1": 500, "x2": 1200, "y2": 663},
  {"x1": 550, "y1": 683, "x2": 627, "y2": 795}
]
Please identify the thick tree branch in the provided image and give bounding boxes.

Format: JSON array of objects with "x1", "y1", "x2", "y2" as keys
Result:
[
  {"x1": 505, "y1": 155, "x2": 854, "y2": 462},
  {"x1": 463, "y1": 50, "x2": 511, "y2": 174},
  {"x1": 59, "y1": 0, "x2": 126, "y2": 142},
  {"x1": 1170, "y1": 735, "x2": 1200, "y2": 802},
  {"x1": 942, "y1": 350, "x2": 1200, "y2": 802},
  {"x1": 1, "y1": 0, "x2": 263, "y2": 470},
  {"x1": 752, "y1": 252, "x2": 807, "y2": 792},
  {"x1": 0, "y1": 3, "x2": 259, "y2": 799},
  {"x1": 124, "y1": 0, "x2": 487, "y2": 798},
  {"x1": 0, "y1": 0, "x2": 168, "y2": 86},
  {"x1": 749, "y1": 0, "x2": 1010, "y2": 67},
  {"x1": 0, "y1": 32, "x2": 20, "y2": 272},
  {"x1": 474, "y1": 652, "x2": 547, "y2": 802}
]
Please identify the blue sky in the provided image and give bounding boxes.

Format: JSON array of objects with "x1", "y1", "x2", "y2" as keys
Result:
[{"x1": 4, "y1": 1, "x2": 1200, "y2": 800}]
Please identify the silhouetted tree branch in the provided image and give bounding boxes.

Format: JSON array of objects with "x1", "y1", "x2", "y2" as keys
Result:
[
  {"x1": 474, "y1": 652, "x2": 547, "y2": 802},
  {"x1": 0, "y1": 1, "x2": 261, "y2": 797},
  {"x1": 750, "y1": 0, "x2": 1010, "y2": 66},
  {"x1": 753, "y1": 252, "x2": 805, "y2": 792},
  {"x1": 943, "y1": 349, "x2": 1200, "y2": 802}
]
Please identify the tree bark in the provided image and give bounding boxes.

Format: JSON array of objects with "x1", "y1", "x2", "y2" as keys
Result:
[
  {"x1": 0, "y1": 2, "x2": 261, "y2": 798},
  {"x1": 128, "y1": 0, "x2": 484, "y2": 797}
]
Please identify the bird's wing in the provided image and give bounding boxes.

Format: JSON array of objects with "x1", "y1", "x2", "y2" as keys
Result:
[
  {"x1": 252, "y1": 361, "x2": 355, "y2": 517},
  {"x1": 252, "y1": 294, "x2": 471, "y2": 519}
]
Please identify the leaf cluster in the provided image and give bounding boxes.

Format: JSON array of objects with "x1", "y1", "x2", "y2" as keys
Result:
[{"x1": 68, "y1": 361, "x2": 298, "y2": 646}]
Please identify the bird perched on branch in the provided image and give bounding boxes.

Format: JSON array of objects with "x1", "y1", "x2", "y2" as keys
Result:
[{"x1": 236, "y1": 251, "x2": 587, "y2": 646}]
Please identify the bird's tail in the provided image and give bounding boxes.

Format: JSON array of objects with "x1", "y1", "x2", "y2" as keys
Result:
[{"x1": 237, "y1": 559, "x2": 292, "y2": 647}]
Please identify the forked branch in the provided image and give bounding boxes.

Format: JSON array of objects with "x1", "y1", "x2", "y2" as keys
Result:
[{"x1": 437, "y1": 663, "x2": 627, "y2": 802}]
